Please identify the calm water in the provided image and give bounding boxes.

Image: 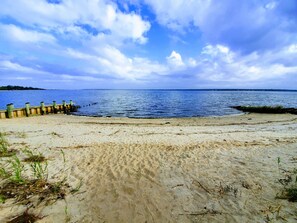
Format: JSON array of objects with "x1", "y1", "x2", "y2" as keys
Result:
[{"x1": 0, "y1": 90, "x2": 296, "y2": 118}]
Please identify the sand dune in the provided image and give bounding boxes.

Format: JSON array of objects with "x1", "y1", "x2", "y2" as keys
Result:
[{"x1": 0, "y1": 113, "x2": 296, "y2": 222}]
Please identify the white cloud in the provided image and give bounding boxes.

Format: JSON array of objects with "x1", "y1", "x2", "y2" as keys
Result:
[
  {"x1": 0, "y1": 60, "x2": 41, "y2": 73},
  {"x1": 0, "y1": 0, "x2": 150, "y2": 44},
  {"x1": 288, "y1": 44, "x2": 297, "y2": 53},
  {"x1": 142, "y1": 0, "x2": 297, "y2": 53},
  {"x1": 166, "y1": 51, "x2": 184, "y2": 67},
  {"x1": 0, "y1": 24, "x2": 56, "y2": 43},
  {"x1": 0, "y1": 0, "x2": 155, "y2": 85},
  {"x1": 0, "y1": 0, "x2": 296, "y2": 89},
  {"x1": 195, "y1": 44, "x2": 297, "y2": 82},
  {"x1": 66, "y1": 46, "x2": 167, "y2": 80},
  {"x1": 187, "y1": 58, "x2": 197, "y2": 67},
  {"x1": 202, "y1": 44, "x2": 234, "y2": 64}
]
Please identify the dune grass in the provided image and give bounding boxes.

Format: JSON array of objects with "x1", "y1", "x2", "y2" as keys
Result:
[
  {"x1": 0, "y1": 144, "x2": 68, "y2": 205},
  {"x1": 0, "y1": 132, "x2": 16, "y2": 157},
  {"x1": 22, "y1": 148, "x2": 46, "y2": 163},
  {"x1": 276, "y1": 158, "x2": 297, "y2": 202}
]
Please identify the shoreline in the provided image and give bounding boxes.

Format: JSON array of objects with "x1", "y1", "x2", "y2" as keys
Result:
[
  {"x1": 0, "y1": 113, "x2": 296, "y2": 222},
  {"x1": 70, "y1": 110, "x2": 245, "y2": 119}
]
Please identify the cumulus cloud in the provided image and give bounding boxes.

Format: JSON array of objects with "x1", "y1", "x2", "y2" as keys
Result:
[
  {"x1": 0, "y1": 0, "x2": 296, "y2": 89},
  {"x1": 166, "y1": 51, "x2": 184, "y2": 67},
  {"x1": 191, "y1": 44, "x2": 297, "y2": 83},
  {"x1": 0, "y1": 60, "x2": 44, "y2": 73},
  {"x1": 67, "y1": 46, "x2": 168, "y2": 80},
  {"x1": 0, "y1": 0, "x2": 157, "y2": 86},
  {"x1": 0, "y1": 0, "x2": 150, "y2": 44},
  {"x1": 143, "y1": 0, "x2": 297, "y2": 53},
  {"x1": 0, "y1": 24, "x2": 56, "y2": 44}
]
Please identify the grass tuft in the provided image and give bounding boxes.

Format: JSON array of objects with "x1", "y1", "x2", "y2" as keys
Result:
[
  {"x1": 30, "y1": 161, "x2": 48, "y2": 180},
  {"x1": 276, "y1": 158, "x2": 297, "y2": 202},
  {"x1": 24, "y1": 155, "x2": 46, "y2": 163},
  {"x1": 7, "y1": 156, "x2": 26, "y2": 184},
  {"x1": 70, "y1": 179, "x2": 83, "y2": 194},
  {"x1": 0, "y1": 178, "x2": 67, "y2": 205},
  {"x1": 0, "y1": 132, "x2": 16, "y2": 157},
  {"x1": 22, "y1": 148, "x2": 46, "y2": 163},
  {"x1": 0, "y1": 132, "x2": 82, "y2": 216}
]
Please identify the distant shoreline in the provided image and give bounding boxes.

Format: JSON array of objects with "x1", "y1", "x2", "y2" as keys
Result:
[
  {"x1": 1, "y1": 88, "x2": 297, "y2": 92},
  {"x1": 71, "y1": 89, "x2": 297, "y2": 92},
  {"x1": 0, "y1": 85, "x2": 44, "y2": 90}
]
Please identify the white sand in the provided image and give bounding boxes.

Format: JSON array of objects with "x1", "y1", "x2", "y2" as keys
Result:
[{"x1": 0, "y1": 113, "x2": 297, "y2": 222}]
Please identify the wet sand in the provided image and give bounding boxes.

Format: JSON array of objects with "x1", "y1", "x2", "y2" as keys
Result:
[{"x1": 0, "y1": 113, "x2": 297, "y2": 222}]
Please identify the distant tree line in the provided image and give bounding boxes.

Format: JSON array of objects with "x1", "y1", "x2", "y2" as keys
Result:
[{"x1": 0, "y1": 85, "x2": 44, "y2": 90}]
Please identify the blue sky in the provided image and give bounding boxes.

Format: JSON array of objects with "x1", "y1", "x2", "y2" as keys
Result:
[{"x1": 0, "y1": 0, "x2": 296, "y2": 89}]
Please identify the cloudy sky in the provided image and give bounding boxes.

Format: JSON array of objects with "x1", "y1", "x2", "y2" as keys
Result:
[{"x1": 0, "y1": 0, "x2": 296, "y2": 89}]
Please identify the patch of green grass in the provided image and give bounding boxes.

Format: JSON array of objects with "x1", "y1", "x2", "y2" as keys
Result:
[
  {"x1": 0, "y1": 165, "x2": 11, "y2": 178},
  {"x1": 0, "y1": 136, "x2": 81, "y2": 211},
  {"x1": 0, "y1": 132, "x2": 8, "y2": 153},
  {"x1": 30, "y1": 160, "x2": 48, "y2": 180},
  {"x1": 0, "y1": 194, "x2": 6, "y2": 203},
  {"x1": 0, "y1": 132, "x2": 16, "y2": 157},
  {"x1": 8, "y1": 156, "x2": 26, "y2": 184}
]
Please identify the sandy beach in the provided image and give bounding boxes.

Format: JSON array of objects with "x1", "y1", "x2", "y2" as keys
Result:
[{"x1": 0, "y1": 113, "x2": 297, "y2": 222}]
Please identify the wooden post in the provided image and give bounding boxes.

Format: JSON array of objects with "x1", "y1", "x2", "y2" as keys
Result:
[
  {"x1": 6, "y1": 103, "x2": 14, "y2": 118},
  {"x1": 53, "y1": 101, "x2": 57, "y2": 114},
  {"x1": 25, "y1": 102, "x2": 30, "y2": 117},
  {"x1": 62, "y1": 100, "x2": 67, "y2": 114},
  {"x1": 40, "y1": 101, "x2": 45, "y2": 115},
  {"x1": 69, "y1": 100, "x2": 73, "y2": 112}
]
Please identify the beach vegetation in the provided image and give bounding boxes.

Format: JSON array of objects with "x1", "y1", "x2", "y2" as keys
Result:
[
  {"x1": 0, "y1": 131, "x2": 82, "y2": 222},
  {"x1": 71, "y1": 179, "x2": 83, "y2": 194},
  {"x1": 0, "y1": 155, "x2": 67, "y2": 205},
  {"x1": 0, "y1": 194, "x2": 6, "y2": 203},
  {"x1": 51, "y1": 131, "x2": 63, "y2": 137},
  {"x1": 60, "y1": 149, "x2": 66, "y2": 164},
  {"x1": 23, "y1": 148, "x2": 46, "y2": 163},
  {"x1": 16, "y1": 131, "x2": 27, "y2": 138},
  {"x1": 276, "y1": 158, "x2": 297, "y2": 202},
  {"x1": 7, "y1": 210, "x2": 43, "y2": 223},
  {"x1": 218, "y1": 182, "x2": 239, "y2": 197},
  {"x1": 30, "y1": 160, "x2": 48, "y2": 180},
  {"x1": 7, "y1": 156, "x2": 26, "y2": 184},
  {"x1": 0, "y1": 146, "x2": 67, "y2": 206},
  {"x1": 0, "y1": 132, "x2": 15, "y2": 157},
  {"x1": 231, "y1": 105, "x2": 297, "y2": 115}
]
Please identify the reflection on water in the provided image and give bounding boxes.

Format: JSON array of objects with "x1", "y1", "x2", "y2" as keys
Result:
[{"x1": 0, "y1": 90, "x2": 296, "y2": 118}]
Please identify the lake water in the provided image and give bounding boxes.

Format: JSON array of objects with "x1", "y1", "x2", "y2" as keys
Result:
[{"x1": 0, "y1": 90, "x2": 296, "y2": 118}]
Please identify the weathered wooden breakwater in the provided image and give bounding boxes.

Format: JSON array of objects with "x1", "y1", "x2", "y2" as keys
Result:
[{"x1": 0, "y1": 100, "x2": 79, "y2": 119}]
